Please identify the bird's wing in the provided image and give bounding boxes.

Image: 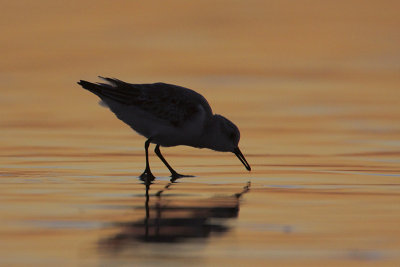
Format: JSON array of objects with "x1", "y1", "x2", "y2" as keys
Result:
[{"x1": 80, "y1": 77, "x2": 213, "y2": 127}]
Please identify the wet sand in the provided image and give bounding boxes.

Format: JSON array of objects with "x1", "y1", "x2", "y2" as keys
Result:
[{"x1": 1, "y1": 1, "x2": 400, "y2": 266}]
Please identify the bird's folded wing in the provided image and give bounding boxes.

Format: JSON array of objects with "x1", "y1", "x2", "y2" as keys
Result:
[{"x1": 97, "y1": 78, "x2": 213, "y2": 127}]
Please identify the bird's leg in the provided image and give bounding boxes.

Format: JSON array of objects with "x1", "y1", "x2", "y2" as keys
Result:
[
  {"x1": 154, "y1": 144, "x2": 193, "y2": 181},
  {"x1": 139, "y1": 139, "x2": 156, "y2": 182}
]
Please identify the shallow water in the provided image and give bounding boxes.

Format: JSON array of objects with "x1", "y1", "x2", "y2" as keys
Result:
[{"x1": 2, "y1": 1, "x2": 400, "y2": 266}]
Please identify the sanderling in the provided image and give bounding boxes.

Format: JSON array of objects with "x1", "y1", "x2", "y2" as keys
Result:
[{"x1": 78, "y1": 77, "x2": 251, "y2": 182}]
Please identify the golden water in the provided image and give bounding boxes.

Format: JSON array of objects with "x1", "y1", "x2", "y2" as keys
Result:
[{"x1": 1, "y1": 1, "x2": 400, "y2": 266}]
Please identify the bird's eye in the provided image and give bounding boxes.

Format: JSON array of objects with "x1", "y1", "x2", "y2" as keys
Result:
[{"x1": 229, "y1": 132, "x2": 235, "y2": 140}]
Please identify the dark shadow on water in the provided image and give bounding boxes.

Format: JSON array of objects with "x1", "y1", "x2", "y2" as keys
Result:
[{"x1": 99, "y1": 179, "x2": 250, "y2": 250}]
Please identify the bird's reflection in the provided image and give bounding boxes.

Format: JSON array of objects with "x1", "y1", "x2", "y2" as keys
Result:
[{"x1": 99, "y1": 179, "x2": 250, "y2": 250}]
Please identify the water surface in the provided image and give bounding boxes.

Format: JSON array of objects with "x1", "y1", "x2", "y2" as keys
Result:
[{"x1": 1, "y1": 1, "x2": 400, "y2": 266}]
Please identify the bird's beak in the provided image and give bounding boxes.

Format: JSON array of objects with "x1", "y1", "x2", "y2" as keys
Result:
[{"x1": 234, "y1": 147, "x2": 251, "y2": 171}]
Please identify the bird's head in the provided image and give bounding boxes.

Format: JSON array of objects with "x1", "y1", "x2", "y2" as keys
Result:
[{"x1": 206, "y1": 115, "x2": 251, "y2": 171}]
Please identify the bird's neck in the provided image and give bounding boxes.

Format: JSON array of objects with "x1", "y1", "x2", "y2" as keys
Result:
[{"x1": 196, "y1": 116, "x2": 221, "y2": 150}]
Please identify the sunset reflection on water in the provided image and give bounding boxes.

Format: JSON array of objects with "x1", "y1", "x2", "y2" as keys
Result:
[{"x1": 1, "y1": 1, "x2": 400, "y2": 266}]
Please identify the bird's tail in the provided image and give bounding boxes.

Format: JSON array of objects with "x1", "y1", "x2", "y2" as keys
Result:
[
  {"x1": 77, "y1": 80, "x2": 105, "y2": 97},
  {"x1": 77, "y1": 77, "x2": 138, "y2": 105}
]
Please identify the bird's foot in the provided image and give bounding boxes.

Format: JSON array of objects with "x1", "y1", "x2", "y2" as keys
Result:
[
  {"x1": 139, "y1": 171, "x2": 156, "y2": 184},
  {"x1": 170, "y1": 172, "x2": 194, "y2": 182}
]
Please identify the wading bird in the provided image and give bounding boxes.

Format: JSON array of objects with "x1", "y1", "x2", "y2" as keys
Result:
[{"x1": 78, "y1": 77, "x2": 251, "y2": 182}]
